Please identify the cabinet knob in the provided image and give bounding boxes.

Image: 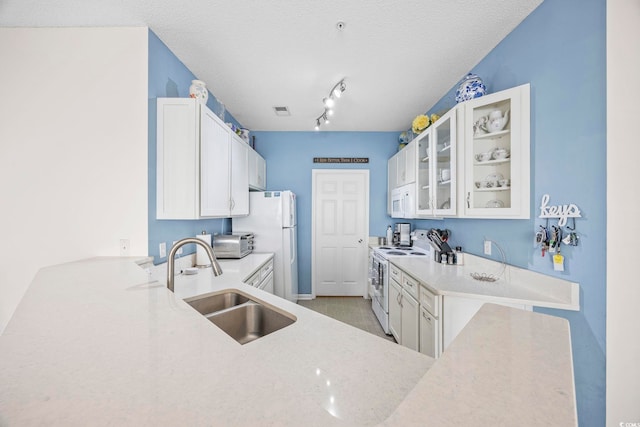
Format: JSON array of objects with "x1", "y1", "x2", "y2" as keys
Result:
[{"x1": 358, "y1": 239, "x2": 363, "y2": 243}]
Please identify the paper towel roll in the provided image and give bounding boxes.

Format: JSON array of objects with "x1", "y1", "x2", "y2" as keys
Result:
[{"x1": 196, "y1": 233, "x2": 212, "y2": 267}]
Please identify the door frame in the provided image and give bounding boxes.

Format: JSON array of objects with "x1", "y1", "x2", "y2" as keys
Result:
[{"x1": 311, "y1": 169, "x2": 370, "y2": 298}]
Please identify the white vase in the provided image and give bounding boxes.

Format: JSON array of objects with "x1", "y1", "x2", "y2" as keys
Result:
[{"x1": 189, "y1": 80, "x2": 209, "y2": 104}]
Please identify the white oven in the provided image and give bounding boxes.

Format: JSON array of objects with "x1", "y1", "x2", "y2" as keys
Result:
[
  {"x1": 370, "y1": 233, "x2": 431, "y2": 336},
  {"x1": 391, "y1": 183, "x2": 416, "y2": 218}
]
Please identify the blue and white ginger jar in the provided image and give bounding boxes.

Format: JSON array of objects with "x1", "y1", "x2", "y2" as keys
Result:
[{"x1": 455, "y1": 73, "x2": 486, "y2": 104}]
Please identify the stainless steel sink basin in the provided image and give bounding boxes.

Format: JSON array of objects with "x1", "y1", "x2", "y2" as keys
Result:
[
  {"x1": 184, "y1": 290, "x2": 296, "y2": 344},
  {"x1": 185, "y1": 291, "x2": 250, "y2": 316}
]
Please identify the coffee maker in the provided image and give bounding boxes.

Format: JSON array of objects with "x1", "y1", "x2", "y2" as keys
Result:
[{"x1": 393, "y1": 223, "x2": 411, "y2": 246}]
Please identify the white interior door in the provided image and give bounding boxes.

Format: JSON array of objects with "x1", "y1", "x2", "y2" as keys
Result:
[{"x1": 312, "y1": 170, "x2": 369, "y2": 296}]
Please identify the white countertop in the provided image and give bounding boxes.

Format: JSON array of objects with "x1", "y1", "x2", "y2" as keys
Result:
[
  {"x1": 167, "y1": 253, "x2": 276, "y2": 298},
  {"x1": 0, "y1": 256, "x2": 576, "y2": 426},
  {"x1": 387, "y1": 252, "x2": 579, "y2": 310}
]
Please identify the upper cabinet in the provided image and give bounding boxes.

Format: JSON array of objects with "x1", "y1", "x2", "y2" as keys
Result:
[
  {"x1": 387, "y1": 156, "x2": 397, "y2": 216},
  {"x1": 387, "y1": 83, "x2": 531, "y2": 220},
  {"x1": 156, "y1": 98, "x2": 249, "y2": 219},
  {"x1": 416, "y1": 108, "x2": 458, "y2": 217},
  {"x1": 248, "y1": 148, "x2": 266, "y2": 191},
  {"x1": 462, "y1": 84, "x2": 530, "y2": 218},
  {"x1": 396, "y1": 139, "x2": 417, "y2": 187}
]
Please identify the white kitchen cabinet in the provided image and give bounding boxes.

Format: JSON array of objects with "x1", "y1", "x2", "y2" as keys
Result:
[
  {"x1": 419, "y1": 284, "x2": 440, "y2": 358},
  {"x1": 243, "y1": 258, "x2": 274, "y2": 294},
  {"x1": 387, "y1": 156, "x2": 397, "y2": 216},
  {"x1": 248, "y1": 148, "x2": 266, "y2": 191},
  {"x1": 229, "y1": 137, "x2": 249, "y2": 215},
  {"x1": 462, "y1": 84, "x2": 530, "y2": 218},
  {"x1": 389, "y1": 277, "x2": 402, "y2": 342},
  {"x1": 419, "y1": 305, "x2": 439, "y2": 358},
  {"x1": 396, "y1": 139, "x2": 417, "y2": 186},
  {"x1": 157, "y1": 97, "x2": 249, "y2": 219},
  {"x1": 389, "y1": 264, "x2": 420, "y2": 351},
  {"x1": 400, "y1": 290, "x2": 420, "y2": 351},
  {"x1": 442, "y1": 295, "x2": 531, "y2": 351},
  {"x1": 416, "y1": 108, "x2": 458, "y2": 217}
]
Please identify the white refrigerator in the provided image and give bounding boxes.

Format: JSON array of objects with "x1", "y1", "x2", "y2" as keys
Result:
[{"x1": 233, "y1": 191, "x2": 298, "y2": 302}]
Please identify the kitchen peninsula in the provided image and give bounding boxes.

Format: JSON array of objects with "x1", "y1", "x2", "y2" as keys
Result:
[{"x1": 0, "y1": 257, "x2": 576, "y2": 426}]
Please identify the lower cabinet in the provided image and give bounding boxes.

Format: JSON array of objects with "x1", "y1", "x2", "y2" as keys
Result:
[
  {"x1": 400, "y1": 290, "x2": 420, "y2": 351},
  {"x1": 243, "y1": 258, "x2": 275, "y2": 294},
  {"x1": 259, "y1": 271, "x2": 274, "y2": 294},
  {"x1": 391, "y1": 263, "x2": 537, "y2": 357},
  {"x1": 419, "y1": 305, "x2": 439, "y2": 358},
  {"x1": 388, "y1": 271, "x2": 420, "y2": 351},
  {"x1": 389, "y1": 278, "x2": 402, "y2": 342}
]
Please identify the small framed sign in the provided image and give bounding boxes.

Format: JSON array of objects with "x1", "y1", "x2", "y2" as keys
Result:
[{"x1": 313, "y1": 157, "x2": 369, "y2": 164}]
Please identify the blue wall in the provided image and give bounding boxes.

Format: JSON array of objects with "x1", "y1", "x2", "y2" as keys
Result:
[
  {"x1": 244, "y1": 131, "x2": 399, "y2": 299},
  {"x1": 248, "y1": 0, "x2": 606, "y2": 425},
  {"x1": 415, "y1": 1, "x2": 606, "y2": 425},
  {"x1": 148, "y1": 30, "x2": 243, "y2": 263}
]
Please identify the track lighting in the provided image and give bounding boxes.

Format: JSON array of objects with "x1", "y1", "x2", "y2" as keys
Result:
[{"x1": 314, "y1": 78, "x2": 346, "y2": 130}]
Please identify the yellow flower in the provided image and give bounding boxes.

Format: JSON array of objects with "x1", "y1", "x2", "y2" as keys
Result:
[
  {"x1": 412, "y1": 115, "x2": 430, "y2": 134},
  {"x1": 430, "y1": 113, "x2": 440, "y2": 124}
]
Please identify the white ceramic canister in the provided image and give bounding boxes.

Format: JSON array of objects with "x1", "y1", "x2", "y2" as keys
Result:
[{"x1": 189, "y1": 80, "x2": 209, "y2": 104}]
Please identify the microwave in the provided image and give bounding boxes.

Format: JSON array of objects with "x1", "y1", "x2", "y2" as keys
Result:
[{"x1": 391, "y1": 183, "x2": 416, "y2": 218}]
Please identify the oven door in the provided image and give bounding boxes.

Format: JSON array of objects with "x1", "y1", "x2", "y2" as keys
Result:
[{"x1": 371, "y1": 253, "x2": 388, "y2": 312}]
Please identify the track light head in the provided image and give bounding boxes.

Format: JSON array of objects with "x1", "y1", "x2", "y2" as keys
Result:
[{"x1": 315, "y1": 78, "x2": 346, "y2": 129}]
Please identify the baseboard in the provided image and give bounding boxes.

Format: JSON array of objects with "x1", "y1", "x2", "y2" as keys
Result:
[{"x1": 297, "y1": 294, "x2": 314, "y2": 300}]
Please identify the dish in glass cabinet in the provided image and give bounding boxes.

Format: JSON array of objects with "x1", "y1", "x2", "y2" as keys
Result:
[
  {"x1": 484, "y1": 173, "x2": 504, "y2": 187},
  {"x1": 486, "y1": 199, "x2": 505, "y2": 208}
]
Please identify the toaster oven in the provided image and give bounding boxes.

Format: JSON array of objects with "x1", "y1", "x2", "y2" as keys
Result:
[{"x1": 213, "y1": 233, "x2": 254, "y2": 258}]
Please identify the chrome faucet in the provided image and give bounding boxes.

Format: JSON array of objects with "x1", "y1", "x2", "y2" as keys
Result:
[{"x1": 167, "y1": 237, "x2": 223, "y2": 292}]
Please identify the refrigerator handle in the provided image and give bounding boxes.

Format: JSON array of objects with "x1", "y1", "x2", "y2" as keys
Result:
[{"x1": 289, "y1": 233, "x2": 296, "y2": 264}]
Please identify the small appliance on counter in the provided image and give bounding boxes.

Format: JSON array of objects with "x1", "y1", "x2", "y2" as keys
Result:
[
  {"x1": 393, "y1": 223, "x2": 412, "y2": 246},
  {"x1": 212, "y1": 233, "x2": 254, "y2": 259}
]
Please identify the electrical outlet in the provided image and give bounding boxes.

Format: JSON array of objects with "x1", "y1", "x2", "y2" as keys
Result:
[
  {"x1": 484, "y1": 240, "x2": 492, "y2": 255},
  {"x1": 120, "y1": 239, "x2": 130, "y2": 256},
  {"x1": 172, "y1": 241, "x2": 183, "y2": 256},
  {"x1": 159, "y1": 242, "x2": 167, "y2": 258}
]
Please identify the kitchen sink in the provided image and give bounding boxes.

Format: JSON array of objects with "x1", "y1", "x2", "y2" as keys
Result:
[
  {"x1": 184, "y1": 290, "x2": 296, "y2": 344},
  {"x1": 185, "y1": 290, "x2": 250, "y2": 316}
]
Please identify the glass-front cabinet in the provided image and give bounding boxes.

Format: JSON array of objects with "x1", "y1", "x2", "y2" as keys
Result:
[
  {"x1": 417, "y1": 108, "x2": 457, "y2": 217},
  {"x1": 463, "y1": 84, "x2": 530, "y2": 218}
]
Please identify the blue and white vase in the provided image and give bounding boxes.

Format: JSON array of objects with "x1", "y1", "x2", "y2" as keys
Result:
[{"x1": 455, "y1": 73, "x2": 486, "y2": 104}]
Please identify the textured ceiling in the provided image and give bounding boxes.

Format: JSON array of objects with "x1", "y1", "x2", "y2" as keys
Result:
[{"x1": 1, "y1": 0, "x2": 542, "y2": 131}]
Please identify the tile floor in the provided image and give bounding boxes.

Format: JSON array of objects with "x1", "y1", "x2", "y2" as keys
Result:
[{"x1": 298, "y1": 297, "x2": 396, "y2": 342}]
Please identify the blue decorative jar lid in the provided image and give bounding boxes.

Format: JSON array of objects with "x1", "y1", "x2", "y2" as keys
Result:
[{"x1": 455, "y1": 73, "x2": 486, "y2": 104}]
